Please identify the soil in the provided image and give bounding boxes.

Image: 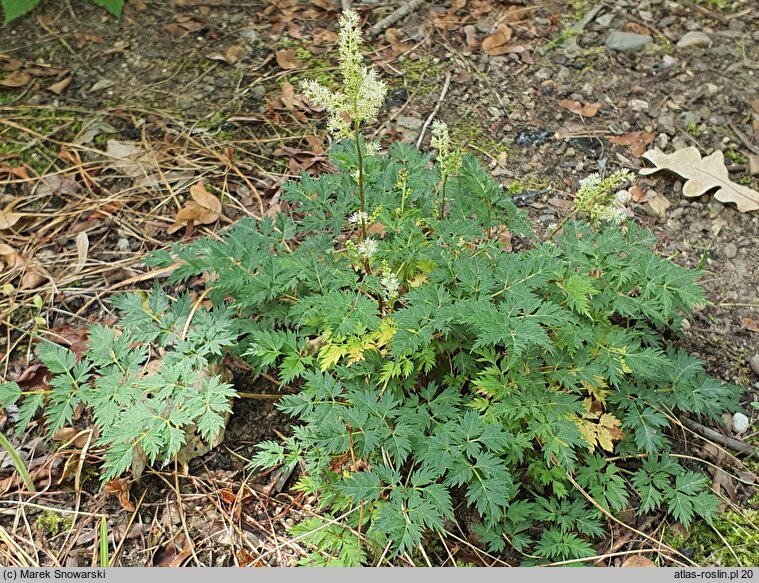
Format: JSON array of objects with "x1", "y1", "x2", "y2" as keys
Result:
[{"x1": 0, "y1": 0, "x2": 758, "y2": 568}]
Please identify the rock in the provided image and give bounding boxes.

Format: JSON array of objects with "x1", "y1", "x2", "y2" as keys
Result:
[
  {"x1": 629, "y1": 99, "x2": 649, "y2": 112},
  {"x1": 239, "y1": 27, "x2": 259, "y2": 44},
  {"x1": 396, "y1": 116, "x2": 423, "y2": 142},
  {"x1": 723, "y1": 242, "x2": 738, "y2": 259},
  {"x1": 677, "y1": 31, "x2": 711, "y2": 49},
  {"x1": 605, "y1": 31, "x2": 653, "y2": 52},
  {"x1": 707, "y1": 200, "x2": 724, "y2": 219},
  {"x1": 748, "y1": 154, "x2": 759, "y2": 177},
  {"x1": 680, "y1": 111, "x2": 699, "y2": 127},
  {"x1": 750, "y1": 353, "x2": 759, "y2": 376},
  {"x1": 615, "y1": 189, "x2": 631, "y2": 204},
  {"x1": 596, "y1": 13, "x2": 615, "y2": 28},
  {"x1": 661, "y1": 55, "x2": 677, "y2": 69},
  {"x1": 563, "y1": 37, "x2": 582, "y2": 59},
  {"x1": 644, "y1": 191, "x2": 670, "y2": 218},
  {"x1": 732, "y1": 412, "x2": 750, "y2": 435}
]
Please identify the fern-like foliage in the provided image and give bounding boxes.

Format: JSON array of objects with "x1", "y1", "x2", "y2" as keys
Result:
[
  {"x1": 0, "y1": 289, "x2": 236, "y2": 482},
  {"x1": 140, "y1": 139, "x2": 736, "y2": 563},
  {"x1": 0, "y1": 14, "x2": 742, "y2": 566}
]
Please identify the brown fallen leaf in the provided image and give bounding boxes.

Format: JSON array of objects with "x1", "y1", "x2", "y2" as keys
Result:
[
  {"x1": 72, "y1": 231, "x2": 89, "y2": 274},
  {"x1": 482, "y1": 25, "x2": 513, "y2": 55},
  {"x1": 640, "y1": 147, "x2": 759, "y2": 212},
  {"x1": 742, "y1": 317, "x2": 759, "y2": 333},
  {"x1": 385, "y1": 28, "x2": 410, "y2": 56},
  {"x1": 0, "y1": 70, "x2": 31, "y2": 88},
  {"x1": 0, "y1": 199, "x2": 22, "y2": 230},
  {"x1": 275, "y1": 48, "x2": 301, "y2": 70},
  {"x1": 621, "y1": 555, "x2": 656, "y2": 567},
  {"x1": 625, "y1": 22, "x2": 652, "y2": 35},
  {"x1": 0, "y1": 243, "x2": 23, "y2": 272},
  {"x1": 104, "y1": 478, "x2": 136, "y2": 512},
  {"x1": 20, "y1": 262, "x2": 47, "y2": 290},
  {"x1": 0, "y1": 166, "x2": 29, "y2": 180},
  {"x1": 609, "y1": 131, "x2": 655, "y2": 157},
  {"x1": 53, "y1": 427, "x2": 98, "y2": 449},
  {"x1": 1, "y1": 58, "x2": 23, "y2": 71},
  {"x1": 558, "y1": 99, "x2": 601, "y2": 117},
  {"x1": 105, "y1": 140, "x2": 159, "y2": 178},
  {"x1": 46, "y1": 76, "x2": 71, "y2": 95},
  {"x1": 209, "y1": 45, "x2": 245, "y2": 65},
  {"x1": 167, "y1": 182, "x2": 222, "y2": 234}
]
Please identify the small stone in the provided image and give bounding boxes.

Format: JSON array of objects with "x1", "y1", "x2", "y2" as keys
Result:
[
  {"x1": 707, "y1": 200, "x2": 724, "y2": 219},
  {"x1": 732, "y1": 412, "x2": 750, "y2": 435},
  {"x1": 116, "y1": 238, "x2": 130, "y2": 252},
  {"x1": 605, "y1": 31, "x2": 653, "y2": 52},
  {"x1": 629, "y1": 99, "x2": 649, "y2": 112},
  {"x1": 750, "y1": 354, "x2": 759, "y2": 376},
  {"x1": 596, "y1": 13, "x2": 615, "y2": 28},
  {"x1": 748, "y1": 154, "x2": 759, "y2": 176},
  {"x1": 644, "y1": 191, "x2": 670, "y2": 218},
  {"x1": 723, "y1": 243, "x2": 738, "y2": 259},
  {"x1": 615, "y1": 190, "x2": 631, "y2": 204},
  {"x1": 677, "y1": 31, "x2": 711, "y2": 49},
  {"x1": 396, "y1": 116, "x2": 423, "y2": 142},
  {"x1": 680, "y1": 111, "x2": 699, "y2": 127},
  {"x1": 239, "y1": 27, "x2": 259, "y2": 44},
  {"x1": 661, "y1": 55, "x2": 677, "y2": 69},
  {"x1": 563, "y1": 37, "x2": 582, "y2": 59}
]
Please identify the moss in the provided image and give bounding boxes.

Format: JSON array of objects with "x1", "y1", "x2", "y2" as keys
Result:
[
  {"x1": 695, "y1": 0, "x2": 729, "y2": 10},
  {"x1": 449, "y1": 115, "x2": 511, "y2": 159},
  {"x1": 724, "y1": 149, "x2": 745, "y2": 164},
  {"x1": 684, "y1": 121, "x2": 702, "y2": 138},
  {"x1": 0, "y1": 110, "x2": 84, "y2": 174},
  {"x1": 394, "y1": 56, "x2": 438, "y2": 96},
  {"x1": 665, "y1": 491, "x2": 759, "y2": 567},
  {"x1": 35, "y1": 511, "x2": 73, "y2": 536}
]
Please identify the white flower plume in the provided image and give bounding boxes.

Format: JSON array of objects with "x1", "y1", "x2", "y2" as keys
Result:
[{"x1": 301, "y1": 10, "x2": 387, "y2": 138}]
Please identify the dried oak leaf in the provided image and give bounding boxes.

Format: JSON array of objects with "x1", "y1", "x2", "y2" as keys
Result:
[
  {"x1": 742, "y1": 317, "x2": 759, "y2": 333},
  {"x1": 0, "y1": 70, "x2": 31, "y2": 88},
  {"x1": 275, "y1": 48, "x2": 301, "y2": 70},
  {"x1": 609, "y1": 130, "x2": 655, "y2": 157},
  {"x1": 621, "y1": 555, "x2": 655, "y2": 567},
  {"x1": 46, "y1": 76, "x2": 71, "y2": 95},
  {"x1": 209, "y1": 45, "x2": 244, "y2": 65},
  {"x1": 167, "y1": 182, "x2": 222, "y2": 234},
  {"x1": 558, "y1": 99, "x2": 600, "y2": 117},
  {"x1": 482, "y1": 26, "x2": 513, "y2": 55},
  {"x1": 640, "y1": 147, "x2": 759, "y2": 212}
]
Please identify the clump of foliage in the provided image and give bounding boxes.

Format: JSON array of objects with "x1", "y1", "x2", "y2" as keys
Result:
[
  {"x1": 0, "y1": 10, "x2": 741, "y2": 565},
  {"x1": 0, "y1": 293, "x2": 236, "y2": 482},
  {"x1": 1, "y1": 0, "x2": 123, "y2": 24}
]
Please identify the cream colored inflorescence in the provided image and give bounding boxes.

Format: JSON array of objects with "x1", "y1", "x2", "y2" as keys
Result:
[
  {"x1": 302, "y1": 10, "x2": 387, "y2": 138},
  {"x1": 431, "y1": 120, "x2": 462, "y2": 179}
]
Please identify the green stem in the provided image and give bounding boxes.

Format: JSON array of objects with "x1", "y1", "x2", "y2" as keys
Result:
[
  {"x1": 438, "y1": 176, "x2": 448, "y2": 220},
  {"x1": 354, "y1": 120, "x2": 366, "y2": 238}
]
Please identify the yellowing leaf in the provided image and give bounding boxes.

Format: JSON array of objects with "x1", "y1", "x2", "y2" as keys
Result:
[
  {"x1": 640, "y1": 147, "x2": 759, "y2": 213},
  {"x1": 319, "y1": 342, "x2": 347, "y2": 371},
  {"x1": 581, "y1": 377, "x2": 609, "y2": 404}
]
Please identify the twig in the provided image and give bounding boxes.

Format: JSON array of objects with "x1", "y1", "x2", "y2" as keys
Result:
[
  {"x1": 341, "y1": 0, "x2": 351, "y2": 11},
  {"x1": 369, "y1": 0, "x2": 426, "y2": 39},
  {"x1": 415, "y1": 72, "x2": 452, "y2": 148},
  {"x1": 727, "y1": 119, "x2": 759, "y2": 155},
  {"x1": 679, "y1": 416, "x2": 757, "y2": 456}
]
